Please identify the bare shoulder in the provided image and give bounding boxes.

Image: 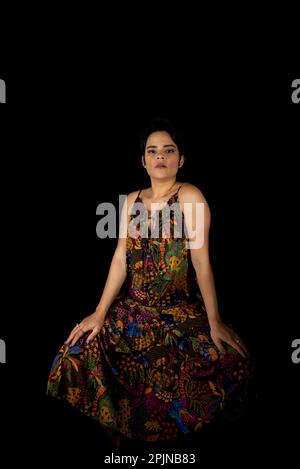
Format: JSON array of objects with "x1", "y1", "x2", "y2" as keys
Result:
[
  {"x1": 127, "y1": 190, "x2": 140, "y2": 204},
  {"x1": 179, "y1": 182, "x2": 208, "y2": 204},
  {"x1": 118, "y1": 191, "x2": 140, "y2": 238},
  {"x1": 122, "y1": 190, "x2": 141, "y2": 216},
  {"x1": 179, "y1": 183, "x2": 211, "y2": 230}
]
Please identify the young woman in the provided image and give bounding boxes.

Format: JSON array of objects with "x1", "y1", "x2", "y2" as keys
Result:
[{"x1": 47, "y1": 118, "x2": 253, "y2": 449}]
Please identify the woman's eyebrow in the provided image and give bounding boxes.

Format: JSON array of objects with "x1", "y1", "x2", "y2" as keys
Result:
[{"x1": 146, "y1": 144, "x2": 176, "y2": 149}]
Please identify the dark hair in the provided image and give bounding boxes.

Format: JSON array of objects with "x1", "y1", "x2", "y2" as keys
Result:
[{"x1": 140, "y1": 117, "x2": 185, "y2": 159}]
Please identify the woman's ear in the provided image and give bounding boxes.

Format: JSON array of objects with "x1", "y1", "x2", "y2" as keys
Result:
[
  {"x1": 142, "y1": 155, "x2": 146, "y2": 167},
  {"x1": 179, "y1": 154, "x2": 185, "y2": 168}
]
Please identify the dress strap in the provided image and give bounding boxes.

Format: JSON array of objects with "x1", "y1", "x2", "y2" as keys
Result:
[
  {"x1": 175, "y1": 183, "x2": 185, "y2": 196},
  {"x1": 138, "y1": 184, "x2": 184, "y2": 201}
]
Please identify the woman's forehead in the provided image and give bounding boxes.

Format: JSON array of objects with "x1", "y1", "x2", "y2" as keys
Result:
[{"x1": 146, "y1": 131, "x2": 176, "y2": 147}]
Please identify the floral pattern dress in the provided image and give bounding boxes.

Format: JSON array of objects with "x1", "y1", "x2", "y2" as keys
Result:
[{"x1": 46, "y1": 184, "x2": 253, "y2": 442}]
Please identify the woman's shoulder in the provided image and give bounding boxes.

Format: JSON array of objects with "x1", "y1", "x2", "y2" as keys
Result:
[
  {"x1": 179, "y1": 182, "x2": 207, "y2": 202},
  {"x1": 126, "y1": 190, "x2": 141, "y2": 203},
  {"x1": 128, "y1": 182, "x2": 196, "y2": 197},
  {"x1": 126, "y1": 183, "x2": 207, "y2": 203}
]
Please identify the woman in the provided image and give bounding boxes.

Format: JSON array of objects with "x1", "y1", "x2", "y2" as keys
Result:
[{"x1": 47, "y1": 118, "x2": 253, "y2": 449}]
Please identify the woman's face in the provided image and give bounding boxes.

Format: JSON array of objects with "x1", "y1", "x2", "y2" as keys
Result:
[{"x1": 143, "y1": 131, "x2": 183, "y2": 178}]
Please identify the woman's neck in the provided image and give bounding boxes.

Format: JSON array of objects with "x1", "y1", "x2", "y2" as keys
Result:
[{"x1": 148, "y1": 178, "x2": 178, "y2": 200}]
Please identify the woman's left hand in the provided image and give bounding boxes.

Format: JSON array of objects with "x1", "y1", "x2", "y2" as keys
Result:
[{"x1": 209, "y1": 321, "x2": 249, "y2": 358}]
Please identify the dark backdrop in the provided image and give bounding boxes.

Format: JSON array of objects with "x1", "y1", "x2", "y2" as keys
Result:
[{"x1": 0, "y1": 46, "x2": 299, "y2": 466}]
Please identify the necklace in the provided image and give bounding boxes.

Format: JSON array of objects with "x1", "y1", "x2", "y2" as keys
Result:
[
  {"x1": 146, "y1": 180, "x2": 178, "y2": 219},
  {"x1": 154, "y1": 180, "x2": 178, "y2": 200}
]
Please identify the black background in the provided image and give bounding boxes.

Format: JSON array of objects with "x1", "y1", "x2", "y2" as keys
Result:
[{"x1": 0, "y1": 18, "x2": 299, "y2": 466}]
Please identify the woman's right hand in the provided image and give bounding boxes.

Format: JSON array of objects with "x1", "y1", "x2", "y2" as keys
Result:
[{"x1": 65, "y1": 311, "x2": 105, "y2": 347}]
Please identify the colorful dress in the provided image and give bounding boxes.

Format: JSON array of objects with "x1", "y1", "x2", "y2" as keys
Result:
[{"x1": 46, "y1": 184, "x2": 253, "y2": 443}]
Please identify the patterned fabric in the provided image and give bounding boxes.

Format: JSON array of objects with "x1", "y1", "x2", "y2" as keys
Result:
[{"x1": 47, "y1": 185, "x2": 253, "y2": 442}]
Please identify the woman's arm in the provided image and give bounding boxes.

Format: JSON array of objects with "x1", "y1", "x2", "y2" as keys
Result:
[
  {"x1": 66, "y1": 191, "x2": 138, "y2": 346},
  {"x1": 180, "y1": 184, "x2": 249, "y2": 358},
  {"x1": 94, "y1": 241, "x2": 127, "y2": 319},
  {"x1": 95, "y1": 190, "x2": 139, "y2": 318},
  {"x1": 180, "y1": 184, "x2": 221, "y2": 325}
]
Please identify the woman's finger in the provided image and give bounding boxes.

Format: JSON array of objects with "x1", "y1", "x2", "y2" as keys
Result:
[
  {"x1": 69, "y1": 330, "x2": 85, "y2": 347},
  {"x1": 212, "y1": 338, "x2": 226, "y2": 354},
  {"x1": 71, "y1": 323, "x2": 85, "y2": 335},
  {"x1": 65, "y1": 332, "x2": 75, "y2": 345},
  {"x1": 236, "y1": 338, "x2": 249, "y2": 357},
  {"x1": 227, "y1": 338, "x2": 247, "y2": 358},
  {"x1": 65, "y1": 323, "x2": 86, "y2": 345},
  {"x1": 226, "y1": 328, "x2": 250, "y2": 357},
  {"x1": 230, "y1": 334, "x2": 249, "y2": 357},
  {"x1": 65, "y1": 329, "x2": 78, "y2": 345},
  {"x1": 85, "y1": 327, "x2": 100, "y2": 345}
]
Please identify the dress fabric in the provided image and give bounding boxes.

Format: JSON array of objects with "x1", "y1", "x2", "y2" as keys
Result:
[{"x1": 47, "y1": 185, "x2": 253, "y2": 442}]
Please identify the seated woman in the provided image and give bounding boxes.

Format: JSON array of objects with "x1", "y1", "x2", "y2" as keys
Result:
[{"x1": 46, "y1": 117, "x2": 254, "y2": 450}]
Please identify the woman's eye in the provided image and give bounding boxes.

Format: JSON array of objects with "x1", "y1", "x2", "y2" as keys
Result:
[
  {"x1": 148, "y1": 149, "x2": 156, "y2": 155},
  {"x1": 166, "y1": 149, "x2": 175, "y2": 153}
]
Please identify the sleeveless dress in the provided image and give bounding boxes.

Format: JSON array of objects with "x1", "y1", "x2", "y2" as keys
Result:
[{"x1": 46, "y1": 184, "x2": 253, "y2": 443}]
